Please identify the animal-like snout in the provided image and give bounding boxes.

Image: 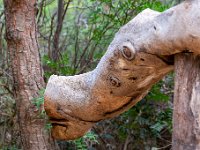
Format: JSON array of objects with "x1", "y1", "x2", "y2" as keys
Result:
[{"x1": 44, "y1": 74, "x2": 95, "y2": 140}]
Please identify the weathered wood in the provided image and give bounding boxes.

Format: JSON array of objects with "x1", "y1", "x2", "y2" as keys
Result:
[
  {"x1": 173, "y1": 53, "x2": 200, "y2": 150},
  {"x1": 44, "y1": 0, "x2": 200, "y2": 140}
]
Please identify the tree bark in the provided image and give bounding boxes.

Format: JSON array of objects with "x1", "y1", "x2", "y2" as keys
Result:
[
  {"x1": 51, "y1": 0, "x2": 64, "y2": 61},
  {"x1": 173, "y1": 53, "x2": 200, "y2": 150},
  {"x1": 44, "y1": 0, "x2": 200, "y2": 142},
  {"x1": 51, "y1": 0, "x2": 70, "y2": 61},
  {"x1": 4, "y1": 0, "x2": 58, "y2": 149}
]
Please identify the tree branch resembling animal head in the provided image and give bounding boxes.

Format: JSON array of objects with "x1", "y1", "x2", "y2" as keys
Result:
[{"x1": 44, "y1": 1, "x2": 200, "y2": 140}]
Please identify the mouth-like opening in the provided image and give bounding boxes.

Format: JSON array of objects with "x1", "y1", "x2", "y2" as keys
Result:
[
  {"x1": 49, "y1": 117, "x2": 68, "y2": 127},
  {"x1": 51, "y1": 123, "x2": 67, "y2": 128},
  {"x1": 48, "y1": 116, "x2": 94, "y2": 140},
  {"x1": 156, "y1": 54, "x2": 175, "y2": 65}
]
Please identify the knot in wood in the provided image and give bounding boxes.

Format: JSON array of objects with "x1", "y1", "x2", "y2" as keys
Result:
[
  {"x1": 121, "y1": 42, "x2": 135, "y2": 61},
  {"x1": 107, "y1": 75, "x2": 121, "y2": 87},
  {"x1": 6, "y1": 30, "x2": 23, "y2": 42}
]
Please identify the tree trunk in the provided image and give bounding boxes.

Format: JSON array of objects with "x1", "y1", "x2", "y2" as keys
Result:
[
  {"x1": 51, "y1": 0, "x2": 70, "y2": 62},
  {"x1": 51, "y1": 0, "x2": 64, "y2": 61},
  {"x1": 4, "y1": 0, "x2": 58, "y2": 149},
  {"x1": 173, "y1": 53, "x2": 200, "y2": 150}
]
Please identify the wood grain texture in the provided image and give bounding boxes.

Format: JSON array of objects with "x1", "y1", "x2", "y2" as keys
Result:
[{"x1": 173, "y1": 53, "x2": 200, "y2": 150}]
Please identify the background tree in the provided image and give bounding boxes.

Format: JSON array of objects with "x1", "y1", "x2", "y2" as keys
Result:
[
  {"x1": 3, "y1": 0, "x2": 57, "y2": 149},
  {"x1": 173, "y1": 54, "x2": 200, "y2": 149}
]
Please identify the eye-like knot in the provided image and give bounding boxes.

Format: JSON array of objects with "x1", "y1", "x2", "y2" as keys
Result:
[
  {"x1": 107, "y1": 75, "x2": 121, "y2": 87},
  {"x1": 121, "y1": 42, "x2": 136, "y2": 61}
]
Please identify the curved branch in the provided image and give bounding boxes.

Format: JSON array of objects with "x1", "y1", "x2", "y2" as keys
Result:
[{"x1": 44, "y1": 0, "x2": 200, "y2": 140}]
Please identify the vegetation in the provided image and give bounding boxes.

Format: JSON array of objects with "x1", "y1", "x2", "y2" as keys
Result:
[{"x1": 0, "y1": 0, "x2": 182, "y2": 149}]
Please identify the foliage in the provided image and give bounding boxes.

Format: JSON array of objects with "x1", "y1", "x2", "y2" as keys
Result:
[
  {"x1": 71, "y1": 131, "x2": 99, "y2": 150},
  {"x1": 31, "y1": 89, "x2": 47, "y2": 119},
  {"x1": 31, "y1": 89, "x2": 54, "y2": 133},
  {"x1": 32, "y1": 89, "x2": 45, "y2": 109},
  {"x1": 43, "y1": 53, "x2": 74, "y2": 78}
]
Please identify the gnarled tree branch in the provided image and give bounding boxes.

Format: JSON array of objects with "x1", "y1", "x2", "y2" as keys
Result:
[{"x1": 44, "y1": 0, "x2": 200, "y2": 140}]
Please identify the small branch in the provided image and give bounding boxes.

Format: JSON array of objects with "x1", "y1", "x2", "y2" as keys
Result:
[
  {"x1": 47, "y1": 12, "x2": 56, "y2": 58},
  {"x1": 155, "y1": 144, "x2": 172, "y2": 150},
  {"x1": 0, "y1": 83, "x2": 14, "y2": 95},
  {"x1": 123, "y1": 134, "x2": 131, "y2": 150}
]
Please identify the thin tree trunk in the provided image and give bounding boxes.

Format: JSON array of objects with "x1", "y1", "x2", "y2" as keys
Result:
[
  {"x1": 173, "y1": 53, "x2": 200, "y2": 150},
  {"x1": 51, "y1": 0, "x2": 64, "y2": 61},
  {"x1": 51, "y1": 0, "x2": 70, "y2": 62},
  {"x1": 4, "y1": 0, "x2": 58, "y2": 149}
]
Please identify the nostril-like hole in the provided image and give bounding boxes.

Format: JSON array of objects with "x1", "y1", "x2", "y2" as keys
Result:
[
  {"x1": 128, "y1": 77, "x2": 137, "y2": 81},
  {"x1": 140, "y1": 58, "x2": 145, "y2": 61},
  {"x1": 107, "y1": 75, "x2": 121, "y2": 87}
]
